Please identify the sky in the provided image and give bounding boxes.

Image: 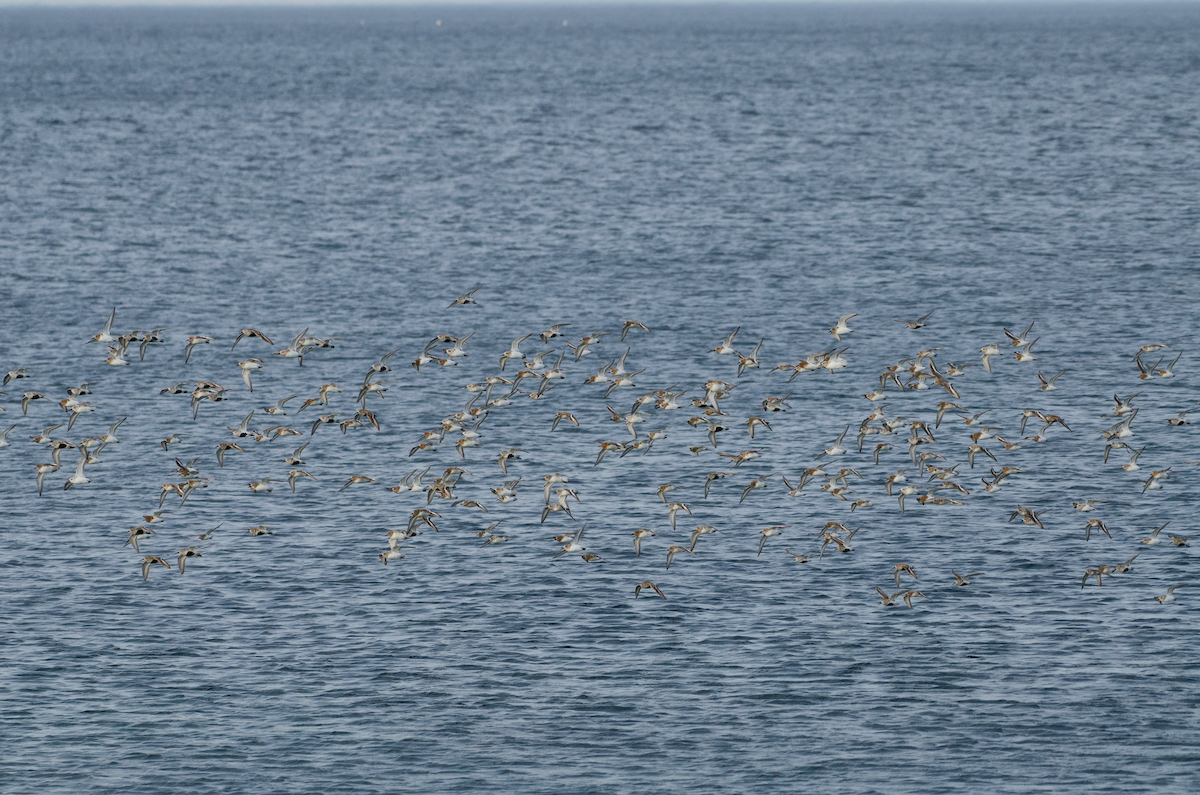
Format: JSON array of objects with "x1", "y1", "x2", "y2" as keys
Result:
[{"x1": 1, "y1": 0, "x2": 1182, "y2": 7}]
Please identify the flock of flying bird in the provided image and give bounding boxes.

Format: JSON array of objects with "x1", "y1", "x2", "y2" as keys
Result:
[{"x1": 0, "y1": 293, "x2": 1192, "y2": 606}]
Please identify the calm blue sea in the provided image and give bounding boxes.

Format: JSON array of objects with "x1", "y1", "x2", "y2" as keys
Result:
[{"x1": 2, "y1": 4, "x2": 1199, "y2": 792}]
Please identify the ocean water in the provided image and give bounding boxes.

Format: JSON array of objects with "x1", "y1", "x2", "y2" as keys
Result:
[{"x1": 2, "y1": 4, "x2": 1200, "y2": 792}]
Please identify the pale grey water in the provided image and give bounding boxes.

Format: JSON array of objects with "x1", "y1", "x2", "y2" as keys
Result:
[{"x1": 2, "y1": 4, "x2": 1200, "y2": 793}]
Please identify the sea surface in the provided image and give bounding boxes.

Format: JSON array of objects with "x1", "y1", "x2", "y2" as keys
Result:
[{"x1": 2, "y1": 4, "x2": 1199, "y2": 793}]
